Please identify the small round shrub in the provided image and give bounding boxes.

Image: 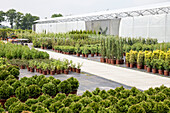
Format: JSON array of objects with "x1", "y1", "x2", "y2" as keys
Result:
[
  {"x1": 10, "y1": 68, "x2": 20, "y2": 78},
  {"x1": 12, "y1": 103, "x2": 31, "y2": 113},
  {"x1": 7, "y1": 65, "x2": 19, "y2": 71},
  {"x1": 153, "y1": 102, "x2": 169, "y2": 113},
  {"x1": 115, "y1": 86, "x2": 125, "y2": 92},
  {"x1": 15, "y1": 86, "x2": 29, "y2": 102},
  {"x1": 25, "y1": 99, "x2": 38, "y2": 106},
  {"x1": 20, "y1": 77, "x2": 28, "y2": 83},
  {"x1": 37, "y1": 94, "x2": 51, "y2": 102},
  {"x1": 67, "y1": 77, "x2": 79, "y2": 91},
  {"x1": 91, "y1": 95, "x2": 102, "y2": 102},
  {"x1": 87, "y1": 102, "x2": 100, "y2": 112},
  {"x1": 34, "y1": 106, "x2": 49, "y2": 113},
  {"x1": 127, "y1": 96, "x2": 138, "y2": 105},
  {"x1": 81, "y1": 106, "x2": 95, "y2": 113},
  {"x1": 5, "y1": 79, "x2": 17, "y2": 85},
  {"x1": 42, "y1": 98, "x2": 55, "y2": 108},
  {"x1": 54, "y1": 93, "x2": 66, "y2": 101},
  {"x1": 99, "y1": 99, "x2": 111, "y2": 108},
  {"x1": 52, "y1": 79, "x2": 61, "y2": 87},
  {"x1": 70, "y1": 102, "x2": 84, "y2": 113},
  {"x1": 107, "y1": 96, "x2": 118, "y2": 105},
  {"x1": 0, "y1": 80, "x2": 4, "y2": 87},
  {"x1": 11, "y1": 80, "x2": 22, "y2": 89},
  {"x1": 128, "y1": 104, "x2": 146, "y2": 113},
  {"x1": 140, "y1": 101, "x2": 153, "y2": 113},
  {"x1": 38, "y1": 77, "x2": 50, "y2": 88},
  {"x1": 92, "y1": 87, "x2": 100, "y2": 95},
  {"x1": 8, "y1": 101, "x2": 21, "y2": 113},
  {"x1": 57, "y1": 107, "x2": 73, "y2": 113},
  {"x1": 58, "y1": 80, "x2": 72, "y2": 94},
  {"x1": 5, "y1": 75, "x2": 15, "y2": 80},
  {"x1": 0, "y1": 83, "x2": 14, "y2": 99},
  {"x1": 97, "y1": 107, "x2": 109, "y2": 113},
  {"x1": 28, "y1": 85, "x2": 41, "y2": 98},
  {"x1": 161, "y1": 88, "x2": 170, "y2": 97},
  {"x1": 0, "y1": 70, "x2": 10, "y2": 80},
  {"x1": 82, "y1": 90, "x2": 93, "y2": 97},
  {"x1": 0, "y1": 108, "x2": 5, "y2": 112},
  {"x1": 107, "y1": 89, "x2": 116, "y2": 96},
  {"x1": 5, "y1": 97, "x2": 19, "y2": 111},
  {"x1": 49, "y1": 101, "x2": 64, "y2": 112},
  {"x1": 30, "y1": 102, "x2": 46, "y2": 112},
  {"x1": 79, "y1": 97, "x2": 92, "y2": 107},
  {"x1": 35, "y1": 75, "x2": 45, "y2": 85},
  {"x1": 99, "y1": 90, "x2": 109, "y2": 99},
  {"x1": 163, "y1": 99, "x2": 170, "y2": 107},
  {"x1": 68, "y1": 94, "x2": 82, "y2": 102},
  {"x1": 130, "y1": 87, "x2": 141, "y2": 96},
  {"x1": 62, "y1": 97, "x2": 73, "y2": 107},
  {"x1": 42, "y1": 82, "x2": 57, "y2": 96},
  {"x1": 48, "y1": 76, "x2": 55, "y2": 80},
  {"x1": 154, "y1": 92, "x2": 167, "y2": 102},
  {"x1": 25, "y1": 78, "x2": 34, "y2": 87}
]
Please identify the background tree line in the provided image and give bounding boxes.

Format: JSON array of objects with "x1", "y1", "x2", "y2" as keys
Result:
[{"x1": 0, "y1": 9, "x2": 39, "y2": 30}]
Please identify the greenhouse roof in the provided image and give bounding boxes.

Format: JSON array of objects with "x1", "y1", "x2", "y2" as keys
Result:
[{"x1": 36, "y1": 2, "x2": 170, "y2": 23}]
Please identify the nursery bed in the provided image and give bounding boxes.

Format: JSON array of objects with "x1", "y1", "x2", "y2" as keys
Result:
[{"x1": 19, "y1": 69, "x2": 132, "y2": 95}]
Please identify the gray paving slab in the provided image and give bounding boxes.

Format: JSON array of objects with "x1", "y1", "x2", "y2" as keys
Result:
[{"x1": 35, "y1": 48, "x2": 170, "y2": 90}]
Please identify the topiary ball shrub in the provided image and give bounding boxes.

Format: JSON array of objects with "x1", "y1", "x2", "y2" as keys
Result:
[
  {"x1": 37, "y1": 94, "x2": 51, "y2": 102},
  {"x1": 7, "y1": 65, "x2": 19, "y2": 72},
  {"x1": 20, "y1": 77, "x2": 28, "y2": 83},
  {"x1": 5, "y1": 75, "x2": 16, "y2": 80},
  {"x1": 54, "y1": 93, "x2": 66, "y2": 101},
  {"x1": 34, "y1": 105, "x2": 49, "y2": 113},
  {"x1": 99, "y1": 90, "x2": 109, "y2": 99},
  {"x1": 15, "y1": 86, "x2": 29, "y2": 102},
  {"x1": 5, "y1": 79, "x2": 17, "y2": 85},
  {"x1": 28, "y1": 85, "x2": 41, "y2": 98},
  {"x1": 35, "y1": 75, "x2": 45, "y2": 84},
  {"x1": 62, "y1": 97, "x2": 73, "y2": 107},
  {"x1": 153, "y1": 102, "x2": 169, "y2": 113},
  {"x1": 127, "y1": 104, "x2": 146, "y2": 113},
  {"x1": 11, "y1": 80, "x2": 22, "y2": 89},
  {"x1": 38, "y1": 77, "x2": 50, "y2": 88},
  {"x1": 99, "y1": 99, "x2": 111, "y2": 108},
  {"x1": 25, "y1": 99, "x2": 38, "y2": 106},
  {"x1": 10, "y1": 68, "x2": 20, "y2": 78},
  {"x1": 107, "y1": 89, "x2": 116, "y2": 96},
  {"x1": 30, "y1": 102, "x2": 46, "y2": 112},
  {"x1": 92, "y1": 87, "x2": 101, "y2": 95},
  {"x1": 0, "y1": 70, "x2": 10, "y2": 80},
  {"x1": 82, "y1": 90, "x2": 93, "y2": 97},
  {"x1": 42, "y1": 82, "x2": 58, "y2": 96},
  {"x1": 5, "y1": 97, "x2": 19, "y2": 111},
  {"x1": 57, "y1": 107, "x2": 73, "y2": 113},
  {"x1": 12, "y1": 103, "x2": 31, "y2": 113},
  {"x1": 52, "y1": 79, "x2": 61, "y2": 87},
  {"x1": 49, "y1": 101, "x2": 64, "y2": 112},
  {"x1": 42, "y1": 98, "x2": 55, "y2": 108},
  {"x1": 81, "y1": 106, "x2": 95, "y2": 113},
  {"x1": 87, "y1": 102, "x2": 100, "y2": 113},
  {"x1": 107, "y1": 96, "x2": 118, "y2": 105},
  {"x1": 0, "y1": 83, "x2": 14, "y2": 99},
  {"x1": 8, "y1": 101, "x2": 21, "y2": 113},
  {"x1": 91, "y1": 95, "x2": 102, "y2": 102},
  {"x1": 79, "y1": 97, "x2": 92, "y2": 107},
  {"x1": 67, "y1": 77, "x2": 79, "y2": 92},
  {"x1": 58, "y1": 80, "x2": 72, "y2": 94},
  {"x1": 70, "y1": 102, "x2": 84, "y2": 113}
]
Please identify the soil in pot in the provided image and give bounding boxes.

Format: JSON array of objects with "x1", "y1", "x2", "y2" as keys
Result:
[
  {"x1": 152, "y1": 68, "x2": 157, "y2": 74},
  {"x1": 76, "y1": 53, "x2": 80, "y2": 57},
  {"x1": 111, "y1": 59, "x2": 116, "y2": 64},
  {"x1": 50, "y1": 71, "x2": 55, "y2": 75},
  {"x1": 91, "y1": 54, "x2": 94, "y2": 57},
  {"x1": 72, "y1": 68, "x2": 76, "y2": 72},
  {"x1": 130, "y1": 63, "x2": 134, "y2": 68},
  {"x1": 20, "y1": 65, "x2": 25, "y2": 69},
  {"x1": 147, "y1": 67, "x2": 151, "y2": 72},
  {"x1": 64, "y1": 70, "x2": 69, "y2": 74},
  {"x1": 43, "y1": 70, "x2": 47, "y2": 75},
  {"x1": 76, "y1": 69, "x2": 81, "y2": 73},
  {"x1": 158, "y1": 70, "x2": 163, "y2": 75},
  {"x1": 164, "y1": 70, "x2": 169, "y2": 76},
  {"x1": 126, "y1": 62, "x2": 130, "y2": 67},
  {"x1": 85, "y1": 54, "x2": 88, "y2": 58},
  {"x1": 100, "y1": 58, "x2": 105, "y2": 63}
]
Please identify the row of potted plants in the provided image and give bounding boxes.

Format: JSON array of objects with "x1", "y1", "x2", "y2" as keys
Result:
[
  {"x1": 126, "y1": 50, "x2": 170, "y2": 76},
  {"x1": 0, "y1": 42, "x2": 49, "y2": 60},
  {"x1": 1, "y1": 85, "x2": 169, "y2": 112},
  {"x1": 0, "y1": 75, "x2": 79, "y2": 108}
]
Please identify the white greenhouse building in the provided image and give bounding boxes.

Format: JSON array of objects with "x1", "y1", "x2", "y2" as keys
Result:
[{"x1": 33, "y1": 2, "x2": 170, "y2": 42}]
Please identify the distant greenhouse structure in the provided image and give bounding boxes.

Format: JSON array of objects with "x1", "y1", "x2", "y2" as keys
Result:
[{"x1": 33, "y1": 2, "x2": 170, "y2": 42}]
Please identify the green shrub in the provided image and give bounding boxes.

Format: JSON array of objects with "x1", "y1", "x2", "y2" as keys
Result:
[
  {"x1": 42, "y1": 98, "x2": 55, "y2": 108},
  {"x1": 127, "y1": 104, "x2": 146, "y2": 113},
  {"x1": 34, "y1": 106, "x2": 49, "y2": 113},
  {"x1": 37, "y1": 94, "x2": 51, "y2": 102},
  {"x1": 25, "y1": 99, "x2": 38, "y2": 106},
  {"x1": 140, "y1": 101, "x2": 154, "y2": 113},
  {"x1": 67, "y1": 77, "x2": 79, "y2": 91},
  {"x1": 11, "y1": 103, "x2": 30, "y2": 113},
  {"x1": 10, "y1": 68, "x2": 20, "y2": 78},
  {"x1": 62, "y1": 97, "x2": 73, "y2": 107},
  {"x1": 52, "y1": 79, "x2": 61, "y2": 87},
  {"x1": 28, "y1": 85, "x2": 41, "y2": 98},
  {"x1": 5, "y1": 97, "x2": 19, "y2": 111},
  {"x1": 97, "y1": 107, "x2": 108, "y2": 113},
  {"x1": 130, "y1": 87, "x2": 140, "y2": 96},
  {"x1": 7, "y1": 65, "x2": 19, "y2": 71},
  {"x1": 107, "y1": 96, "x2": 118, "y2": 105},
  {"x1": 54, "y1": 93, "x2": 66, "y2": 101},
  {"x1": 92, "y1": 87, "x2": 100, "y2": 95},
  {"x1": 153, "y1": 102, "x2": 169, "y2": 113},
  {"x1": 82, "y1": 90, "x2": 93, "y2": 97},
  {"x1": 99, "y1": 90, "x2": 109, "y2": 99},
  {"x1": 81, "y1": 106, "x2": 95, "y2": 113},
  {"x1": 0, "y1": 70, "x2": 10, "y2": 80},
  {"x1": 91, "y1": 95, "x2": 102, "y2": 102},
  {"x1": 5, "y1": 75, "x2": 15, "y2": 80},
  {"x1": 70, "y1": 102, "x2": 84, "y2": 113},
  {"x1": 8, "y1": 101, "x2": 21, "y2": 113},
  {"x1": 79, "y1": 97, "x2": 92, "y2": 107},
  {"x1": 127, "y1": 96, "x2": 138, "y2": 105},
  {"x1": 11, "y1": 80, "x2": 22, "y2": 89},
  {"x1": 30, "y1": 102, "x2": 46, "y2": 112},
  {"x1": 99, "y1": 99, "x2": 111, "y2": 108},
  {"x1": 5, "y1": 79, "x2": 17, "y2": 85},
  {"x1": 58, "y1": 80, "x2": 72, "y2": 94},
  {"x1": 15, "y1": 86, "x2": 29, "y2": 102},
  {"x1": 0, "y1": 83, "x2": 14, "y2": 99},
  {"x1": 87, "y1": 102, "x2": 100, "y2": 112},
  {"x1": 57, "y1": 107, "x2": 73, "y2": 113},
  {"x1": 38, "y1": 77, "x2": 50, "y2": 88},
  {"x1": 42, "y1": 82, "x2": 57, "y2": 96},
  {"x1": 107, "y1": 89, "x2": 116, "y2": 96},
  {"x1": 49, "y1": 101, "x2": 64, "y2": 112},
  {"x1": 20, "y1": 77, "x2": 28, "y2": 83},
  {"x1": 153, "y1": 92, "x2": 167, "y2": 102}
]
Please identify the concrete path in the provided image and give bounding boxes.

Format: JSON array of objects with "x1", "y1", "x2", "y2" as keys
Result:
[{"x1": 37, "y1": 48, "x2": 170, "y2": 90}]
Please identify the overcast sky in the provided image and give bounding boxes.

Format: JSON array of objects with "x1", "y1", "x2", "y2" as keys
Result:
[{"x1": 0, "y1": 0, "x2": 169, "y2": 19}]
